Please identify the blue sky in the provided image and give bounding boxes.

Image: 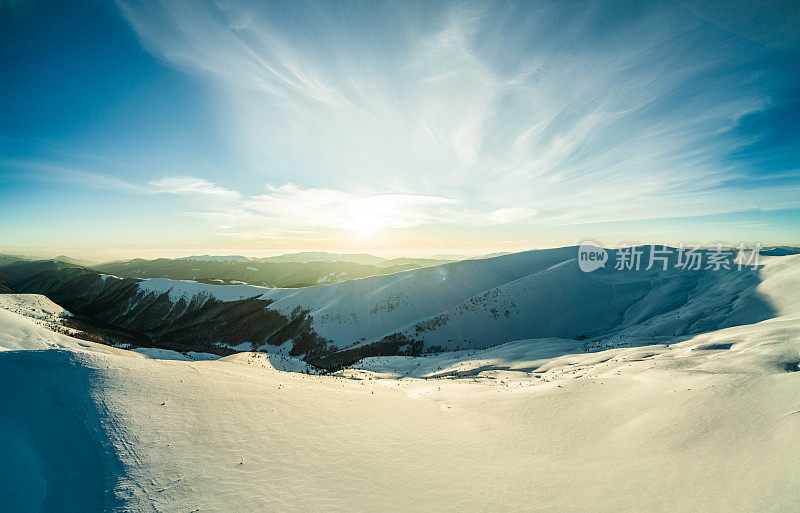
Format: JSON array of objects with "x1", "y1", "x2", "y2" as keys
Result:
[{"x1": 1, "y1": 0, "x2": 799, "y2": 260}]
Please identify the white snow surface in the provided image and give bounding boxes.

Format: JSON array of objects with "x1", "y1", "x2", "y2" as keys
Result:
[
  {"x1": 130, "y1": 348, "x2": 221, "y2": 361},
  {"x1": 1, "y1": 253, "x2": 799, "y2": 511}
]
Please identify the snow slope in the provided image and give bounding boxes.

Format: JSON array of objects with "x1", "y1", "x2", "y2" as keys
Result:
[
  {"x1": 126, "y1": 250, "x2": 796, "y2": 364},
  {"x1": 135, "y1": 248, "x2": 582, "y2": 344},
  {"x1": 4, "y1": 248, "x2": 790, "y2": 367},
  {"x1": 1, "y1": 262, "x2": 799, "y2": 512},
  {"x1": 0, "y1": 297, "x2": 140, "y2": 512}
]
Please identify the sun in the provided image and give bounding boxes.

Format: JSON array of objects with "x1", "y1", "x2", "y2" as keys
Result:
[{"x1": 350, "y1": 215, "x2": 379, "y2": 238}]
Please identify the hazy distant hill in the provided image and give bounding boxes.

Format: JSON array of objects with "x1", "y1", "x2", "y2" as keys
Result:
[
  {"x1": 0, "y1": 255, "x2": 25, "y2": 267},
  {"x1": 53, "y1": 255, "x2": 101, "y2": 267},
  {"x1": 177, "y1": 255, "x2": 251, "y2": 263},
  {"x1": 256, "y1": 252, "x2": 387, "y2": 265},
  {"x1": 759, "y1": 246, "x2": 800, "y2": 256},
  {"x1": 374, "y1": 257, "x2": 455, "y2": 268}
]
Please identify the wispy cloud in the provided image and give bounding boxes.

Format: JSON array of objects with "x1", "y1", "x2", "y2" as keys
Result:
[
  {"x1": 2, "y1": 158, "x2": 151, "y2": 193},
  {"x1": 150, "y1": 176, "x2": 240, "y2": 200},
  {"x1": 117, "y1": 0, "x2": 800, "y2": 235}
]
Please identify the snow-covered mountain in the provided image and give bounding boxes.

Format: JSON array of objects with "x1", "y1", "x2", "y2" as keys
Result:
[
  {"x1": 1, "y1": 266, "x2": 799, "y2": 511},
  {"x1": 1, "y1": 247, "x2": 797, "y2": 369}
]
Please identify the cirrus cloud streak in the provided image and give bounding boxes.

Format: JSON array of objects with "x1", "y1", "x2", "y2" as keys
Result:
[{"x1": 117, "y1": 0, "x2": 800, "y2": 241}]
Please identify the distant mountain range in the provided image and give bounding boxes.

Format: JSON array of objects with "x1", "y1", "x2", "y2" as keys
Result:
[
  {"x1": 91, "y1": 254, "x2": 454, "y2": 288},
  {"x1": 256, "y1": 251, "x2": 387, "y2": 265},
  {"x1": 177, "y1": 255, "x2": 252, "y2": 263},
  {"x1": 176, "y1": 251, "x2": 459, "y2": 267},
  {"x1": 0, "y1": 251, "x2": 460, "y2": 290}
]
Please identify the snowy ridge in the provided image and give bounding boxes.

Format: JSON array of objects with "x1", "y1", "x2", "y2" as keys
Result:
[
  {"x1": 125, "y1": 249, "x2": 800, "y2": 361},
  {"x1": 136, "y1": 277, "x2": 269, "y2": 303},
  {"x1": 150, "y1": 247, "x2": 579, "y2": 344}
]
